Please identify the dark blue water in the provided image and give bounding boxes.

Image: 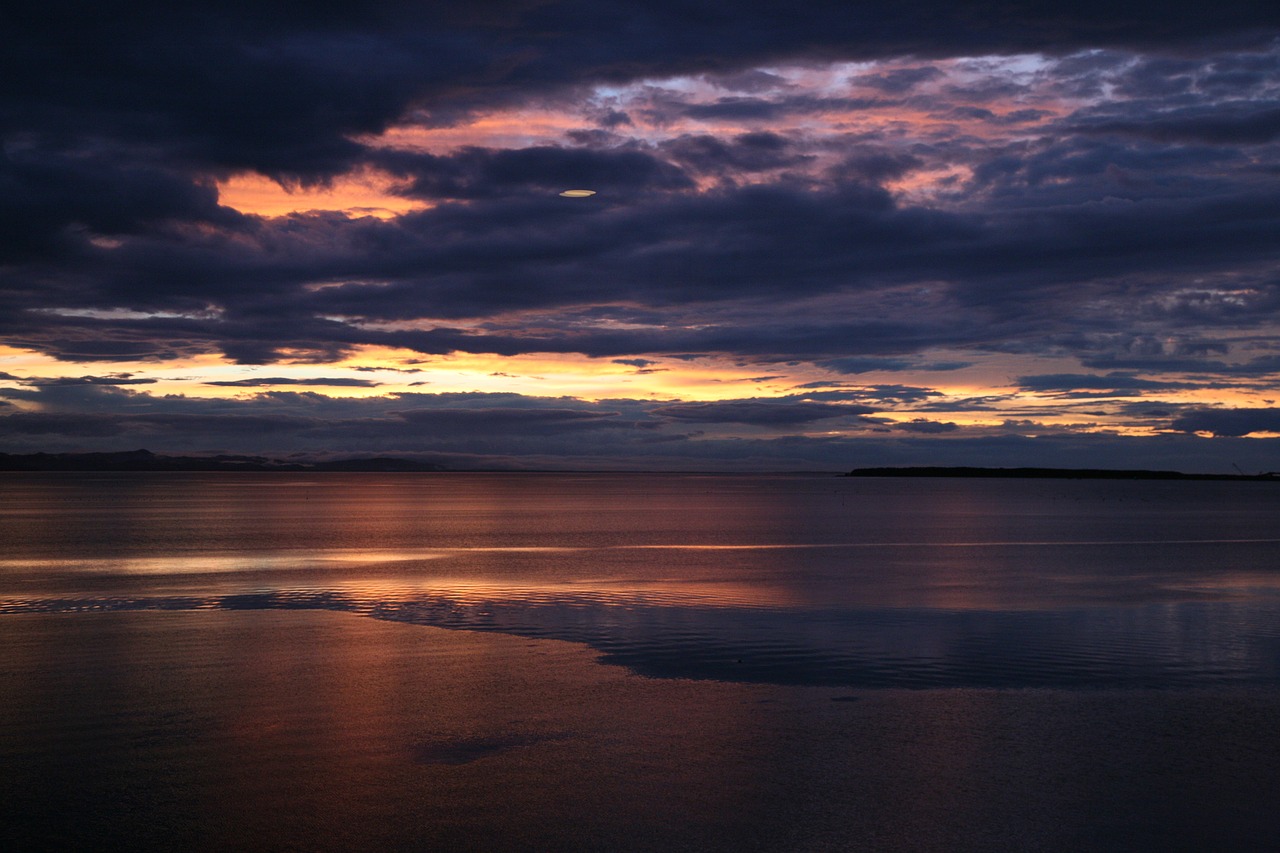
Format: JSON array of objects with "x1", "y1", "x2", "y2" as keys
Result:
[{"x1": 4, "y1": 472, "x2": 1278, "y2": 689}]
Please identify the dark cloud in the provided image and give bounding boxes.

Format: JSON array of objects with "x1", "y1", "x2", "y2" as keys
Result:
[
  {"x1": 1078, "y1": 104, "x2": 1280, "y2": 145},
  {"x1": 3, "y1": 4, "x2": 502, "y2": 183},
  {"x1": 1017, "y1": 373, "x2": 1203, "y2": 394},
  {"x1": 4, "y1": 163, "x2": 1278, "y2": 369},
  {"x1": 894, "y1": 418, "x2": 959, "y2": 433},
  {"x1": 7, "y1": 28, "x2": 1280, "y2": 371},
  {"x1": 0, "y1": 385, "x2": 638, "y2": 451},
  {"x1": 13, "y1": 373, "x2": 159, "y2": 386},
  {"x1": 204, "y1": 377, "x2": 382, "y2": 387},
  {"x1": 3, "y1": 1, "x2": 1280, "y2": 468},
  {"x1": 0, "y1": 147, "x2": 241, "y2": 263},
  {"x1": 936, "y1": 106, "x2": 1052, "y2": 126},
  {"x1": 704, "y1": 69, "x2": 790, "y2": 93},
  {"x1": 1002, "y1": 109, "x2": 1054, "y2": 124},
  {"x1": 390, "y1": 406, "x2": 624, "y2": 433},
  {"x1": 652, "y1": 400, "x2": 872, "y2": 425},
  {"x1": 5, "y1": 3, "x2": 1277, "y2": 193},
  {"x1": 819, "y1": 357, "x2": 918, "y2": 374},
  {"x1": 1169, "y1": 407, "x2": 1280, "y2": 437},
  {"x1": 945, "y1": 106, "x2": 998, "y2": 122},
  {"x1": 826, "y1": 151, "x2": 924, "y2": 184},
  {"x1": 1080, "y1": 353, "x2": 1280, "y2": 377},
  {"x1": 914, "y1": 395, "x2": 1014, "y2": 412},
  {"x1": 799, "y1": 385, "x2": 945, "y2": 404},
  {"x1": 375, "y1": 146, "x2": 694, "y2": 199},
  {"x1": 661, "y1": 132, "x2": 811, "y2": 177},
  {"x1": 0, "y1": 410, "x2": 320, "y2": 438},
  {"x1": 676, "y1": 95, "x2": 888, "y2": 122},
  {"x1": 819, "y1": 357, "x2": 972, "y2": 374},
  {"x1": 0, "y1": 382, "x2": 156, "y2": 410},
  {"x1": 853, "y1": 66, "x2": 944, "y2": 93}
]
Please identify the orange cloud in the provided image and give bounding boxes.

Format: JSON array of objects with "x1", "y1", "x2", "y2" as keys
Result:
[{"x1": 217, "y1": 171, "x2": 428, "y2": 219}]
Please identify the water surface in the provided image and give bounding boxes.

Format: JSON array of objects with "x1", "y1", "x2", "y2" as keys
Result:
[
  {"x1": 4, "y1": 473, "x2": 1280, "y2": 851},
  {"x1": 3, "y1": 472, "x2": 1278, "y2": 689}
]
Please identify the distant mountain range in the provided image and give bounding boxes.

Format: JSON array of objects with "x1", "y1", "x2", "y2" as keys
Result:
[
  {"x1": 846, "y1": 466, "x2": 1278, "y2": 481},
  {"x1": 0, "y1": 449, "x2": 447, "y2": 472}
]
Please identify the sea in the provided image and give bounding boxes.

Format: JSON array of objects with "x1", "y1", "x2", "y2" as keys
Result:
[{"x1": 2, "y1": 472, "x2": 1279, "y2": 851}]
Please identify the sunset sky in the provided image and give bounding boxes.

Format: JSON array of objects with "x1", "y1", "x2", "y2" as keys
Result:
[{"x1": 3, "y1": 1, "x2": 1280, "y2": 470}]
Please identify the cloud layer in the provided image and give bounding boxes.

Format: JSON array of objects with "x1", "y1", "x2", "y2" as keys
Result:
[{"x1": 2, "y1": 2, "x2": 1279, "y2": 468}]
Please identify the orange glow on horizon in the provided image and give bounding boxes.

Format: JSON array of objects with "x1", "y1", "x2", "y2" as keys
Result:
[{"x1": 2, "y1": 336, "x2": 1278, "y2": 437}]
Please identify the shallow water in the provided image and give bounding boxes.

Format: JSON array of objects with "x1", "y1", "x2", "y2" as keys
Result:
[{"x1": 4, "y1": 610, "x2": 1275, "y2": 853}]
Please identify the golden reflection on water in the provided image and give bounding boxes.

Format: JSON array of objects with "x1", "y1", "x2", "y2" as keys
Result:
[
  {"x1": 330, "y1": 577, "x2": 806, "y2": 609},
  {"x1": 4, "y1": 534, "x2": 1280, "y2": 612}
]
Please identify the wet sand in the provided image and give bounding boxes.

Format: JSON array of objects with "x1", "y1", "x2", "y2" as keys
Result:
[{"x1": 3, "y1": 611, "x2": 1279, "y2": 852}]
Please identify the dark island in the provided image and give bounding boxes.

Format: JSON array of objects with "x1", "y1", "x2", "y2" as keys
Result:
[
  {"x1": 846, "y1": 466, "x2": 1278, "y2": 481},
  {"x1": 0, "y1": 449, "x2": 446, "y2": 472}
]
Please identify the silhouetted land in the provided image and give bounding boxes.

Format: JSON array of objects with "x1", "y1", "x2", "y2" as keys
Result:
[
  {"x1": 846, "y1": 466, "x2": 1278, "y2": 481},
  {"x1": 0, "y1": 449, "x2": 446, "y2": 472}
]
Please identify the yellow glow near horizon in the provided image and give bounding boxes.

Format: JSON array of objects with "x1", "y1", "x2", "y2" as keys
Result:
[
  {"x1": 330, "y1": 346, "x2": 810, "y2": 401},
  {"x1": 4, "y1": 339, "x2": 1276, "y2": 437},
  {"x1": 5, "y1": 336, "x2": 1273, "y2": 413}
]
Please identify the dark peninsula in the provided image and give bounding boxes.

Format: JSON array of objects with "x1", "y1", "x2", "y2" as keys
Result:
[{"x1": 846, "y1": 466, "x2": 1278, "y2": 481}]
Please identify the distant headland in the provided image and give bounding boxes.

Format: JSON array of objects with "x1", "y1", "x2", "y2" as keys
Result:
[
  {"x1": 845, "y1": 466, "x2": 1278, "y2": 481},
  {"x1": 0, "y1": 449, "x2": 446, "y2": 472}
]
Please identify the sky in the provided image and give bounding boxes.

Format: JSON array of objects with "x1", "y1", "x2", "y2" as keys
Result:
[{"x1": 3, "y1": 1, "x2": 1280, "y2": 471}]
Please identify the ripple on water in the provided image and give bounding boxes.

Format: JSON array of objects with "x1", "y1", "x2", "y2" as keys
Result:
[{"x1": 3, "y1": 590, "x2": 1279, "y2": 690}]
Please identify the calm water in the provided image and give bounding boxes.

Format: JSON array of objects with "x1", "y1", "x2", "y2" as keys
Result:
[
  {"x1": 3, "y1": 472, "x2": 1279, "y2": 689},
  {"x1": 3, "y1": 472, "x2": 1280, "y2": 851}
]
